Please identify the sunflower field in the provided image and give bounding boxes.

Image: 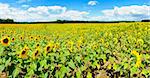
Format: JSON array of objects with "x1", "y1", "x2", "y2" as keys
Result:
[{"x1": 0, "y1": 22, "x2": 150, "y2": 78}]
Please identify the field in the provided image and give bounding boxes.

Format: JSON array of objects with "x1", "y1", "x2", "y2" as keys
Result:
[{"x1": 0, "y1": 22, "x2": 150, "y2": 78}]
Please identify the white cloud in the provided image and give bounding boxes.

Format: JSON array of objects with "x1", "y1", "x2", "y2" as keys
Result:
[
  {"x1": 0, "y1": 3, "x2": 9, "y2": 9},
  {"x1": 0, "y1": 3, "x2": 149, "y2": 22},
  {"x1": 99, "y1": 5, "x2": 150, "y2": 21},
  {"x1": 0, "y1": 3, "x2": 89, "y2": 22},
  {"x1": 88, "y1": 1, "x2": 98, "y2": 6},
  {"x1": 102, "y1": 5, "x2": 149, "y2": 16},
  {"x1": 59, "y1": 10, "x2": 89, "y2": 20},
  {"x1": 27, "y1": 6, "x2": 67, "y2": 15}
]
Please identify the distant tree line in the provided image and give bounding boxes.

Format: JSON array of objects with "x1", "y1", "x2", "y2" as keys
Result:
[
  {"x1": 0, "y1": 18, "x2": 149, "y2": 24},
  {"x1": 27, "y1": 20, "x2": 136, "y2": 24},
  {"x1": 0, "y1": 19, "x2": 14, "y2": 23},
  {"x1": 141, "y1": 19, "x2": 150, "y2": 22}
]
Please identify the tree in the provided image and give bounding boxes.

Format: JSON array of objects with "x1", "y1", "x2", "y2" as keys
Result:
[
  {"x1": 0, "y1": 18, "x2": 14, "y2": 23},
  {"x1": 141, "y1": 19, "x2": 150, "y2": 22}
]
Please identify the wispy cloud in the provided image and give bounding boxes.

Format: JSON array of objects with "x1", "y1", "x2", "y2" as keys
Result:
[
  {"x1": 88, "y1": 1, "x2": 98, "y2": 6},
  {"x1": 21, "y1": 4, "x2": 29, "y2": 8},
  {"x1": 17, "y1": 0, "x2": 31, "y2": 3}
]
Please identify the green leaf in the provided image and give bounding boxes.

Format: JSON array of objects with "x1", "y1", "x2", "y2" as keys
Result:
[
  {"x1": 13, "y1": 67, "x2": 20, "y2": 78},
  {"x1": 30, "y1": 63, "x2": 37, "y2": 70},
  {"x1": 141, "y1": 69, "x2": 148, "y2": 75},
  {"x1": 87, "y1": 72, "x2": 92, "y2": 78},
  {"x1": 80, "y1": 65, "x2": 87, "y2": 71},
  {"x1": 76, "y1": 69, "x2": 81, "y2": 78},
  {"x1": 84, "y1": 57, "x2": 90, "y2": 63},
  {"x1": 100, "y1": 54, "x2": 106, "y2": 60},
  {"x1": 75, "y1": 56, "x2": 81, "y2": 63},
  {"x1": 60, "y1": 56, "x2": 66, "y2": 63},
  {"x1": 113, "y1": 64, "x2": 119, "y2": 70},
  {"x1": 44, "y1": 72, "x2": 48, "y2": 78},
  {"x1": 27, "y1": 69, "x2": 34, "y2": 77},
  {"x1": 0, "y1": 64, "x2": 5, "y2": 72},
  {"x1": 40, "y1": 60, "x2": 47, "y2": 67},
  {"x1": 59, "y1": 66, "x2": 67, "y2": 78},
  {"x1": 68, "y1": 60, "x2": 76, "y2": 69},
  {"x1": 0, "y1": 59, "x2": 2, "y2": 64},
  {"x1": 124, "y1": 63, "x2": 129, "y2": 69},
  {"x1": 5, "y1": 57, "x2": 11, "y2": 67},
  {"x1": 130, "y1": 67, "x2": 138, "y2": 75},
  {"x1": 92, "y1": 61, "x2": 98, "y2": 68},
  {"x1": 55, "y1": 70, "x2": 59, "y2": 78}
]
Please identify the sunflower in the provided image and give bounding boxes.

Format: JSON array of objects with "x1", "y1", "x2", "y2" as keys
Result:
[
  {"x1": 131, "y1": 50, "x2": 139, "y2": 56},
  {"x1": 18, "y1": 45, "x2": 29, "y2": 59},
  {"x1": 131, "y1": 50, "x2": 141, "y2": 67},
  {"x1": 67, "y1": 40, "x2": 74, "y2": 48},
  {"x1": 44, "y1": 45, "x2": 51, "y2": 54},
  {"x1": 32, "y1": 48, "x2": 40, "y2": 59},
  {"x1": 35, "y1": 43, "x2": 40, "y2": 48},
  {"x1": 20, "y1": 36, "x2": 24, "y2": 40},
  {"x1": 43, "y1": 36, "x2": 47, "y2": 39},
  {"x1": 54, "y1": 43, "x2": 60, "y2": 50},
  {"x1": 12, "y1": 38, "x2": 15, "y2": 42},
  {"x1": 19, "y1": 49, "x2": 28, "y2": 59},
  {"x1": 135, "y1": 55, "x2": 141, "y2": 67},
  {"x1": 29, "y1": 36, "x2": 33, "y2": 40},
  {"x1": 1, "y1": 36, "x2": 11, "y2": 46},
  {"x1": 38, "y1": 35, "x2": 41, "y2": 38},
  {"x1": 35, "y1": 37, "x2": 39, "y2": 41},
  {"x1": 44, "y1": 42, "x2": 53, "y2": 54}
]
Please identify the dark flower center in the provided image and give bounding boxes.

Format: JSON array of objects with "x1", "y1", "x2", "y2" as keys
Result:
[
  {"x1": 133, "y1": 74, "x2": 137, "y2": 77},
  {"x1": 47, "y1": 46, "x2": 50, "y2": 51},
  {"x1": 22, "y1": 50, "x2": 26, "y2": 55},
  {"x1": 3, "y1": 38, "x2": 9, "y2": 43},
  {"x1": 35, "y1": 50, "x2": 39, "y2": 56},
  {"x1": 37, "y1": 44, "x2": 39, "y2": 46}
]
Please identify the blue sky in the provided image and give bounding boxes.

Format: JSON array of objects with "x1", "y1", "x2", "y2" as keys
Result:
[{"x1": 0, "y1": 0, "x2": 149, "y2": 21}]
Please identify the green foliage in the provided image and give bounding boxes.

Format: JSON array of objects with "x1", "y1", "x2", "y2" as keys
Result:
[{"x1": 0, "y1": 22, "x2": 150, "y2": 77}]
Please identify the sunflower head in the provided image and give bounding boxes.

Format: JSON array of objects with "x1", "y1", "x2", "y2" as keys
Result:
[
  {"x1": 44, "y1": 42, "x2": 54, "y2": 53},
  {"x1": 135, "y1": 57, "x2": 141, "y2": 67},
  {"x1": 54, "y1": 42, "x2": 60, "y2": 49},
  {"x1": 36, "y1": 43, "x2": 40, "y2": 48},
  {"x1": 131, "y1": 50, "x2": 141, "y2": 67},
  {"x1": 32, "y1": 48, "x2": 40, "y2": 59},
  {"x1": 44, "y1": 45, "x2": 51, "y2": 54},
  {"x1": 43, "y1": 36, "x2": 47, "y2": 39},
  {"x1": 19, "y1": 49, "x2": 28, "y2": 59},
  {"x1": 19, "y1": 35, "x2": 24, "y2": 41},
  {"x1": 131, "y1": 50, "x2": 139, "y2": 56},
  {"x1": 1, "y1": 36, "x2": 11, "y2": 46},
  {"x1": 29, "y1": 36, "x2": 33, "y2": 40},
  {"x1": 18, "y1": 45, "x2": 29, "y2": 59},
  {"x1": 35, "y1": 37, "x2": 39, "y2": 41},
  {"x1": 12, "y1": 38, "x2": 15, "y2": 42}
]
